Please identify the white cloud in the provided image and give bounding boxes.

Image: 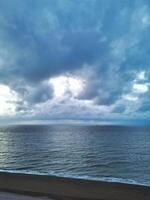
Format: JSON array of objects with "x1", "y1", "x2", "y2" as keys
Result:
[
  {"x1": 123, "y1": 94, "x2": 138, "y2": 101},
  {"x1": 133, "y1": 83, "x2": 149, "y2": 93},
  {"x1": 137, "y1": 71, "x2": 146, "y2": 80},
  {"x1": 49, "y1": 75, "x2": 84, "y2": 99},
  {"x1": 0, "y1": 84, "x2": 19, "y2": 115}
]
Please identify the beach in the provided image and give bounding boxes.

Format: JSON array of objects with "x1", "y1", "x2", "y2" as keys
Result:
[
  {"x1": 0, "y1": 191, "x2": 51, "y2": 200},
  {"x1": 0, "y1": 172, "x2": 150, "y2": 200}
]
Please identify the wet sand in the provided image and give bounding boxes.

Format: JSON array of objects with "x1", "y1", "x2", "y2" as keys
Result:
[{"x1": 0, "y1": 171, "x2": 150, "y2": 200}]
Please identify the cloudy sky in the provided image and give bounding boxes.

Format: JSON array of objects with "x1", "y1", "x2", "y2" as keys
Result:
[{"x1": 0, "y1": 0, "x2": 150, "y2": 124}]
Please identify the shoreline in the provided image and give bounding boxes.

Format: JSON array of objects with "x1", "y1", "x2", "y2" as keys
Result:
[
  {"x1": 0, "y1": 172, "x2": 150, "y2": 200},
  {"x1": 1, "y1": 169, "x2": 148, "y2": 187}
]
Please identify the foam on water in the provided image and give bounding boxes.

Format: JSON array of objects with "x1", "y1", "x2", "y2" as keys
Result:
[{"x1": 0, "y1": 169, "x2": 149, "y2": 187}]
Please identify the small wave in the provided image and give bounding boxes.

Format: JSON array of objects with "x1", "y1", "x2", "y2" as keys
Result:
[
  {"x1": 0, "y1": 169, "x2": 149, "y2": 187},
  {"x1": 88, "y1": 161, "x2": 131, "y2": 169}
]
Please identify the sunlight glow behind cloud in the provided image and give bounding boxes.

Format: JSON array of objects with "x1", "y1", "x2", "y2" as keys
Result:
[{"x1": 49, "y1": 75, "x2": 84, "y2": 98}]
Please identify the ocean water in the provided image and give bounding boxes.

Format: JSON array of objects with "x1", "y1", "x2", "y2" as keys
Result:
[{"x1": 0, "y1": 124, "x2": 150, "y2": 186}]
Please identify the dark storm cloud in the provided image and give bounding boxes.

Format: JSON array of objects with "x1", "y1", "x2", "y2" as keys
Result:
[
  {"x1": 0, "y1": 0, "x2": 108, "y2": 83},
  {"x1": 25, "y1": 83, "x2": 53, "y2": 104},
  {"x1": 0, "y1": 0, "x2": 139, "y2": 83}
]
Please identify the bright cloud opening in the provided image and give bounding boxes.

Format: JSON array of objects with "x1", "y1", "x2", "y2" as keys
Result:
[
  {"x1": 49, "y1": 75, "x2": 84, "y2": 98},
  {"x1": 0, "y1": 84, "x2": 19, "y2": 115}
]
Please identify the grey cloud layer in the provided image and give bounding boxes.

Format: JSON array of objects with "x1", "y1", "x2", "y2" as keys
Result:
[{"x1": 0, "y1": 0, "x2": 150, "y2": 122}]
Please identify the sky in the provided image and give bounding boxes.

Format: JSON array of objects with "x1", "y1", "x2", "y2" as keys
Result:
[{"x1": 0, "y1": 0, "x2": 150, "y2": 124}]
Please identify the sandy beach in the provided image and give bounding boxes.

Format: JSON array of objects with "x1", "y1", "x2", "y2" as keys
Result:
[
  {"x1": 0, "y1": 172, "x2": 150, "y2": 200},
  {"x1": 0, "y1": 191, "x2": 51, "y2": 200}
]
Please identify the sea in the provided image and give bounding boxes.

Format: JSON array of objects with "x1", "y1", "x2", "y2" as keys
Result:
[{"x1": 0, "y1": 124, "x2": 150, "y2": 186}]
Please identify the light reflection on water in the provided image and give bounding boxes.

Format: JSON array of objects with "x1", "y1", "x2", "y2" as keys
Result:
[{"x1": 0, "y1": 125, "x2": 150, "y2": 185}]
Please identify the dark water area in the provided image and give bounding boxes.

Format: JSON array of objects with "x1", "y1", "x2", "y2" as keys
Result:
[{"x1": 0, "y1": 124, "x2": 150, "y2": 186}]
